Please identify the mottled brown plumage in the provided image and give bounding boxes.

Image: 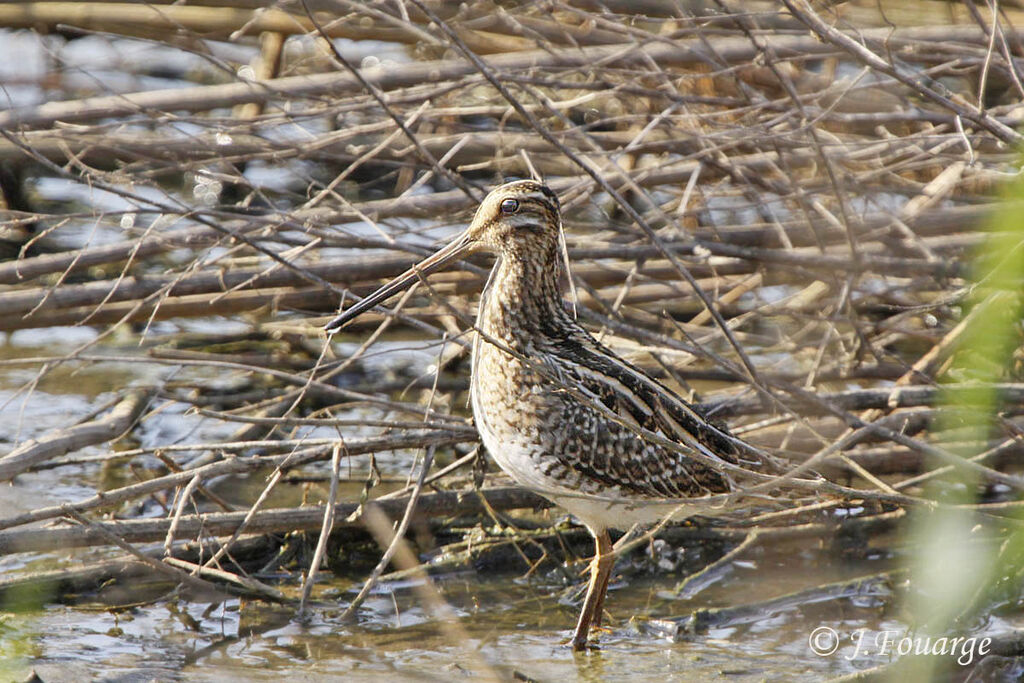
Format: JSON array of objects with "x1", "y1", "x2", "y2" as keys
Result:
[{"x1": 326, "y1": 180, "x2": 766, "y2": 650}]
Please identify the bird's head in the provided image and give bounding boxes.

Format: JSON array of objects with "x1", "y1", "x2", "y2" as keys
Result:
[
  {"x1": 324, "y1": 180, "x2": 562, "y2": 333},
  {"x1": 461, "y1": 180, "x2": 562, "y2": 257}
]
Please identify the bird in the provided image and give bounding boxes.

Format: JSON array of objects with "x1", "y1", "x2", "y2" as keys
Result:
[{"x1": 324, "y1": 180, "x2": 774, "y2": 651}]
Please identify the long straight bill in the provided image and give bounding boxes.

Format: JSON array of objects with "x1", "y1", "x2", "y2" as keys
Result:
[{"x1": 324, "y1": 231, "x2": 475, "y2": 332}]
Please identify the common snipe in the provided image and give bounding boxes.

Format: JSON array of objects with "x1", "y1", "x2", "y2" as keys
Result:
[{"x1": 325, "y1": 180, "x2": 772, "y2": 650}]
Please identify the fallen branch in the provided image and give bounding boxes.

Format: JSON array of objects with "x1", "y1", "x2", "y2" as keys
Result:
[
  {"x1": 0, "y1": 389, "x2": 152, "y2": 482},
  {"x1": 0, "y1": 486, "x2": 551, "y2": 556}
]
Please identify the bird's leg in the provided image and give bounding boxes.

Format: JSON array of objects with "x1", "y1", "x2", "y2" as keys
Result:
[
  {"x1": 591, "y1": 537, "x2": 614, "y2": 630},
  {"x1": 571, "y1": 528, "x2": 613, "y2": 651}
]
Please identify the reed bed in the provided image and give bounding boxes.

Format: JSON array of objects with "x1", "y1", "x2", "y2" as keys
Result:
[{"x1": 1, "y1": 1, "x2": 1024, "y2": 676}]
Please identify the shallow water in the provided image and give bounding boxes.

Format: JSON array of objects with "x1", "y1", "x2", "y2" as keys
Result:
[{"x1": 6, "y1": 561, "x2": 900, "y2": 682}]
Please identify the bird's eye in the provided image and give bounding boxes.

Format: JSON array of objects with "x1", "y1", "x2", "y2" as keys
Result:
[{"x1": 500, "y1": 198, "x2": 519, "y2": 214}]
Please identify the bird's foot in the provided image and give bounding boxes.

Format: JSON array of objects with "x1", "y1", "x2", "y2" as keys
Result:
[
  {"x1": 564, "y1": 627, "x2": 612, "y2": 652},
  {"x1": 565, "y1": 636, "x2": 601, "y2": 653}
]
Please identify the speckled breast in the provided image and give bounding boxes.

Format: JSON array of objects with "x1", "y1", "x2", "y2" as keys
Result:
[{"x1": 470, "y1": 333, "x2": 561, "y2": 491}]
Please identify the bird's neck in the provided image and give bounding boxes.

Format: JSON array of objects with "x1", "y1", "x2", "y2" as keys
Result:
[{"x1": 477, "y1": 248, "x2": 572, "y2": 348}]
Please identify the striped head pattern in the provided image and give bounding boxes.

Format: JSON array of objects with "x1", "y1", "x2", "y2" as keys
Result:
[
  {"x1": 465, "y1": 180, "x2": 562, "y2": 257},
  {"x1": 324, "y1": 180, "x2": 563, "y2": 332}
]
